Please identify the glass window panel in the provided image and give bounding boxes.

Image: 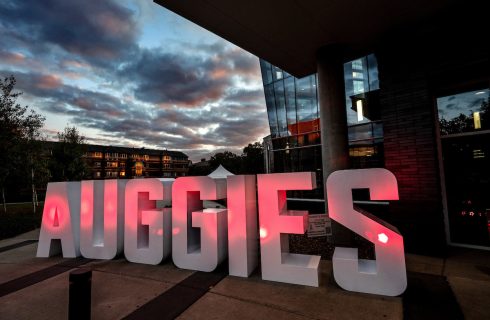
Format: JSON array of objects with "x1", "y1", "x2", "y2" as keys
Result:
[
  {"x1": 344, "y1": 54, "x2": 380, "y2": 125},
  {"x1": 437, "y1": 89, "x2": 490, "y2": 135},
  {"x1": 271, "y1": 137, "x2": 287, "y2": 150},
  {"x1": 274, "y1": 80, "x2": 288, "y2": 137},
  {"x1": 259, "y1": 59, "x2": 273, "y2": 85},
  {"x1": 349, "y1": 144, "x2": 384, "y2": 169},
  {"x1": 288, "y1": 136, "x2": 298, "y2": 149},
  {"x1": 352, "y1": 59, "x2": 363, "y2": 70},
  {"x1": 367, "y1": 53, "x2": 380, "y2": 90},
  {"x1": 373, "y1": 122, "x2": 384, "y2": 139},
  {"x1": 284, "y1": 77, "x2": 298, "y2": 135},
  {"x1": 348, "y1": 122, "x2": 383, "y2": 146},
  {"x1": 348, "y1": 123, "x2": 373, "y2": 143},
  {"x1": 264, "y1": 84, "x2": 278, "y2": 138},
  {"x1": 441, "y1": 132, "x2": 490, "y2": 247},
  {"x1": 353, "y1": 80, "x2": 364, "y2": 94},
  {"x1": 272, "y1": 65, "x2": 283, "y2": 81},
  {"x1": 437, "y1": 88, "x2": 490, "y2": 247},
  {"x1": 296, "y1": 75, "x2": 319, "y2": 134},
  {"x1": 273, "y1": 149, "x2": 286, "y2": 173},
  {"x1": 289, "y1": 148, "x2": 299, "y2": 172}
]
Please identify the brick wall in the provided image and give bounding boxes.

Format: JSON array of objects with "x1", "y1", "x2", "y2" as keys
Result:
[
  {"x1": 375, "y1": 4, "x2": 488, "y2": 254},
  {"x1": 377, "y1": 56, "x2": 446, "y2": 255}
]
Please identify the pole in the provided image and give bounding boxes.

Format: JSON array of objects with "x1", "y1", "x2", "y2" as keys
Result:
[{"x1": 69, "y1": 268, "x2": 92, "y2": 320}]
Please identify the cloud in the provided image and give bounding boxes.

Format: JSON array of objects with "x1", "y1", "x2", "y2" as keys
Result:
[
  {"x1": 224, "y1": 88, "x2": 265, "y2": 104},
  {"x1": 0, "y1": 0, "x2": 139, "y2": 66},
  {"x1": 36, "y1": 75, "x2": 63, "y2": 89},
  {"x1": 0, "y1": 1, "x2": 269, "y2": 161},
  {"x1": 119, "y1": 49, "x2": 229, "y2": 107},
  {"x1": 7, "y1": 68, "x2": 268, "y2": 160},
  {"x1": 0, "y1": 50, "x2": 25, "y2": 64},
  {"x1": 118, "y1": 42, "x2": 261, "y2": 108},
  {"x1": 7, "y1": 69, "x2": 134, "y2": 117},
  {"x1": 223, "y1": 47, "x2": 260, "y2": 77}
]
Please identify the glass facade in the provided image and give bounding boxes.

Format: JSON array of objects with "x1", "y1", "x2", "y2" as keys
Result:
[
  {"x1": 260, "y1": 59, "x2": 322, "y2": 198},
  {"x1": 261, "y1": 55, "x2": 384, "y2": 199},
  {"x1": 344, "y1": 55, "x2": 380, "y2": 125},
  {"x1": 437, "y1": 89, "x2": 490, "y2": 247}
]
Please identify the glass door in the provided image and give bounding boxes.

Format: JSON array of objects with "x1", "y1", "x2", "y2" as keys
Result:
[{"x1": 437, "y1": 89, "x2": 490, "y2": 248}]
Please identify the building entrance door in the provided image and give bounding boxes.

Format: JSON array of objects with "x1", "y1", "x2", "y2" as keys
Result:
[{"x1": 437, "y1": 89, "x2": 490, "y2": 248}]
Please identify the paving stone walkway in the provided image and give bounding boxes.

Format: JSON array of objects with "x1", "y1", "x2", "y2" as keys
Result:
[{"x1": 0, "y1": 229, "x2": 489, "y2": 320}]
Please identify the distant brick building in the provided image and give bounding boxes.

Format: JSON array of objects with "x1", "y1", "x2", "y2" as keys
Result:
[{"x1": 83, "y1": 144, "x2": 189, "y2": 179}]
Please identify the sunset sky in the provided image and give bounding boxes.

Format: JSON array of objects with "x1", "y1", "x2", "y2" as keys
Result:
[{"x1": 0, "y1": 0, "x2": 268, "y2": 161}]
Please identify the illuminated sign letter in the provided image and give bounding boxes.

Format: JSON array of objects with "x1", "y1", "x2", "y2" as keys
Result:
[
  {"x1": 227, "y1": 175, "x2": 258, "y2": 277},
  {"x1": 80, "y1": 180, "x2": 126, "y2": 259},
  {"x1": 37, "y1": 182, "x2": 81, "y2": 257},
  {"x1": 257, "y1": 172, "x2": 320, "y2": 287},
  {"x1": 124, "y1": 178, "x2": 170, "y2": 265},
  {"x1": 172, "y1": 176, "x2": 227, "y2": 272},
  {"x1": 327, "y1": 168, "x2": 407, "y2": 296}
]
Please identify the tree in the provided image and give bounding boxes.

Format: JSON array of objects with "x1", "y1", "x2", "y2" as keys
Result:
[
  {"x1": 439, "y1": 97, "x2": 490, "y2": 134},
  {"x1": 439, "y1": 113, "x2": 473, "y2": 135},
  {"x1": 0, "y1": 75, "x2": 45, "y2": 213},
  {"x1": 202, "y1": 142, "x2": 265, "y2": 176},
  {"x1": 241, "y1": 142, "x2": 264, "y2": 174},
  {"x1": 50, "y1": 126, "x2": 89, "y2": 181},
  {"x1": 480, "y1": 97, "x2": 489, "y2": 129},
  {"x1": 25, "y1": 130, "x2": 50, "y2": 213},
  {"x1": 209, "y1": 151, "x2": 242, "y2": 174}
]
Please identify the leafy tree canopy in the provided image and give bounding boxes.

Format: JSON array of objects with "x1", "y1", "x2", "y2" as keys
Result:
[
  {"x1": 50, "y1": 126, "x2": 89, "y2": 181},
  {"x1": 0, "y1": 75, "x2": 45, "y2": 210}
]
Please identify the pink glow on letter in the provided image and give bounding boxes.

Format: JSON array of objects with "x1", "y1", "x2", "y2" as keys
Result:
[
  {"x1": 37, "y1": 182, "x2": 81, "y2": 258},
  {"x1": 378, "y1": 233, "x2": 389, "y2": 244},
  {"x1": 124, "y1": 179, "x2": 168, "y2": 265},
  {"x1": 327, "y1": 168, "x2": 406, "y2": 296},
  {"x1": 172, "y1": 176, "x2": 227, "y2": 272},
  {"x1": 257, "y1": 172, "x2": 320, "y2": 287},
  {"x1": 80, "y1": 180, "x2": 125, "y2": 260},
  {"x1": 259, "y1": 227, "x2": 268, "y2": 239},
  {"x1": 227, "y1": 175, "x2": 258, "y2": 277}
]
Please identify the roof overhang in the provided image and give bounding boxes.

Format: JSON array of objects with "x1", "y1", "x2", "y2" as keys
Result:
[{"x1": 154, "y1": 0, "x2": 453, "y2": 77}]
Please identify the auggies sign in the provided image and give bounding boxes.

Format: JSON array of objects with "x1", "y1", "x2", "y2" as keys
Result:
[{"x1": 37, "y1": 168, "x2": 407, "y2": 296}]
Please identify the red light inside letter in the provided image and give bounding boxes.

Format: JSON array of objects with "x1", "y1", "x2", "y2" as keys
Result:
[
  {"x1": 378, "y1": 233, "x2": 388, "y2": 244},
  {"x1": 259, "y1": 227, "x2": 268, "y2": 239}
]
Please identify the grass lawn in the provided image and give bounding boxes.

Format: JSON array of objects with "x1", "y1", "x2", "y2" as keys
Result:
[{"x1": 0, "y1": 203, "x2": 43, "y2": 240}]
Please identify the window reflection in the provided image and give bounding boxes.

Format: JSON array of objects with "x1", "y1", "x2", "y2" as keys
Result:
[
  {"x1": 260, "y1": 60, "x2": 273, "y2": 85},
  {"x1": 264, "y1": 84, "x2": 278, "y2": 137},
  {"x1": 438, "y1": 89, "x2": 490, "y2": 247},
  {"x1": 344, "y1": 54, "x2": 380, "y2": 125},
  {"x1": 260, "y1": 54, "x2": 384, "y2": 200},
  {"x1": 437, "y1": 89, "x2": 490, "y2": 135},
  {"x1": 272, "y1": 65, "x2": 283, "y2": 81},
  {"x1": 367, "y1": 54, "x2": 380, "y2": 90},
  {"x1": 274, "y1": 80, "x2": 288, "y2": 137},
  {"x1": 296, "y1": 75, "x2": 319, "y2": 133},
  {"x1": 284, "y1": 77, "x2": 297, "y2": 135}
]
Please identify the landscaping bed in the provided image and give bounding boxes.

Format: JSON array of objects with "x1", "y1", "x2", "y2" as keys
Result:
[{"x1": 0, "y1": 203, "x2": 43, "y2": 240}]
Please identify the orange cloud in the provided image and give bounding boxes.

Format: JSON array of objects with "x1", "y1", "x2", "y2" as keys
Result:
[
  {"x1": 62, "y1": 60, "x2": 90, "y2": 69},
  {"x1": 210, "y1": 68, "x2": 229, "y2": 79},
  {"x1": 1, "y1": 51, "x2": 25, "y2": 64},
  {"x1": 36, "y1": 74, "x2": 62, "y2": 89}
]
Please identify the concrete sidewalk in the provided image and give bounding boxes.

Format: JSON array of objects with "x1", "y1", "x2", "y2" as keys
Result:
[{"x1": 0, "y1": 229, "x2": 489, "y2": 320}]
